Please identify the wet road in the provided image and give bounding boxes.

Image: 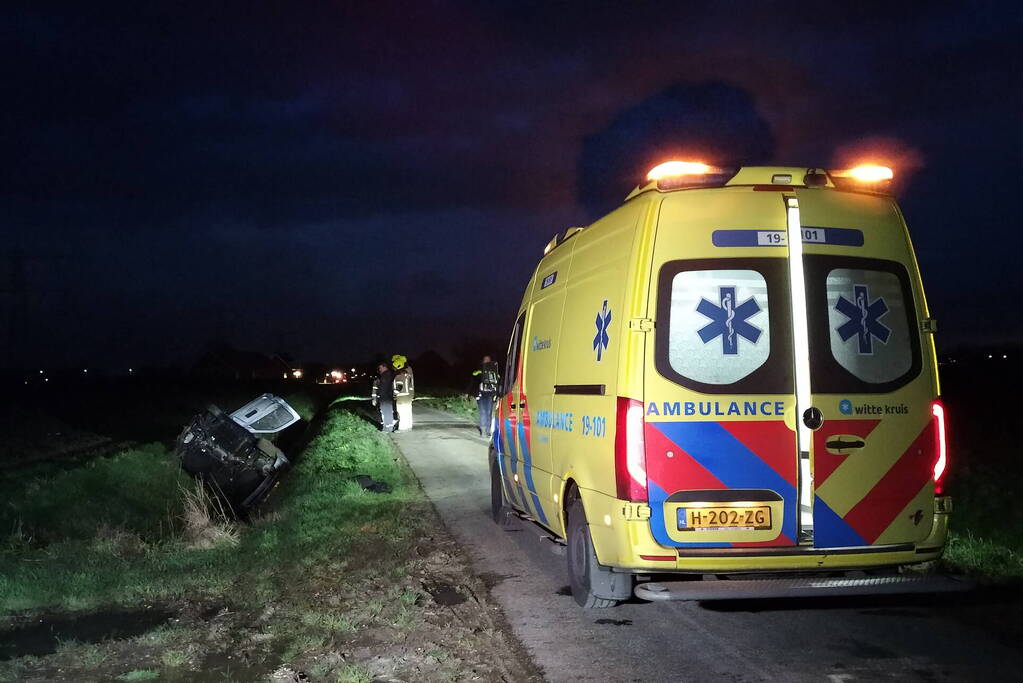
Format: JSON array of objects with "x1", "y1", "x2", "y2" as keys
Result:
[{"x1": 392, "y1": 405, "x2": 1023, "y2": 682}]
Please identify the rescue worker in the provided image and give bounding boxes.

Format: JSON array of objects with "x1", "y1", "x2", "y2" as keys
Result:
[
  {"x1": 469, "y1": 354, "x2": 501, "y2": 438},
  {"x1": 392, "y1": 354, "x2": 415, "y2": 431},
  {"x1": 372, "y1": 362, "x2": 396, "y2": 432}
]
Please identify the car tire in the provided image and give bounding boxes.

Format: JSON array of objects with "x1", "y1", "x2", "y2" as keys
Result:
[
  {"x1": 490, "y1": 449, "x2": 515, "y2": 528},
  {"x1": 566, "y1": 498, "x2": 623, "y2": 609}
]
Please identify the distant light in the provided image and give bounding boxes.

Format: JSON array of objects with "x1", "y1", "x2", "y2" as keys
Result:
[
  {"x1": 1003, "y1": 354, "x2": 1008, "y2": 359},
  {"x1": 351, "y1": 368, "x2": 356, "y2": 373},
  {"x1": 83, "y1": 369, "x2": 88, "y2": 374},
  {"x1": 44, "y1": 378, "x2": 49, "y2": 382},
  {"x1": 988, "y1": 354, "x2": 993, "y2": 359},
  {"x1": 39, "y1": 370, "x2": 44, "y2": 374},
  {"x1": 292, "y1": 369, "x2": 304, "y2": 379}
]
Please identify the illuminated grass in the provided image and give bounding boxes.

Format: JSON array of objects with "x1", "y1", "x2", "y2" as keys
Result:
[
  {"x1": 943, "y1": 531, "x2": 1023, "y2": 579},
  {"x1": 417, "y1": 390, "x2": 477, "y2": 421},
  {"x1": 116, "y1": 670, "x2": 160, "y2": 681},
  {"x1": 0, "y1": 409, "x2": 411, "y2": 613}
]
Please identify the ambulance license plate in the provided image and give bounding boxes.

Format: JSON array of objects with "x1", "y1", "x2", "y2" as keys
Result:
[{"x1": 677, "y1": 506, "x2": 771, "y2": 531}]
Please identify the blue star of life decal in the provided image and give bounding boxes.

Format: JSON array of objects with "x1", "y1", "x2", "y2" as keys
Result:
[
  {"x1": 835, "y1": 284, "x2": 891, "y2": 354},
  {"x1": 593, "y1": 299, "x2": 611, "y2": 361},
  {"x1": 696, "y1": 286, "x2": 762, "y2": 355}
]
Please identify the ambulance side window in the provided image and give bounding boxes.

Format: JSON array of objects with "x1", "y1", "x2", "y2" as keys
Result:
[
  {"x1": 806, "y1": 256, "x2": 921, "y2": 393},
  {"x1": 503, "y1": 313, "x2": 525, "y2": 395},
  {"x1": 655, "y1": 258, "x2": 792, "y2": 394}
]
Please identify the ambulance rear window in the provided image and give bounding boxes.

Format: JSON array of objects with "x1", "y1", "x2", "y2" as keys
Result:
[
  {"x1": 806, "y1": 256, "x2": 921, "y2": 393},
  {"x1": 655, "y1": 258, "x2": 792, "y2": 394}
]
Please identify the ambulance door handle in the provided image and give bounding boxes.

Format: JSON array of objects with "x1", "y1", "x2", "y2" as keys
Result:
[
  {"x1": 826, "y1": 438, "x2": 865, "y2": 450},
  {"x1": 802, "y1": 407, "x2": 824, "y2": 430}
]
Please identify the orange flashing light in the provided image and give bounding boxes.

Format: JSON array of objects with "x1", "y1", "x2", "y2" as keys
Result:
[
  {"x1": 646, "y1": 161, "x2": 712, "y2": 181},
  {"x1": 838, "y1": 164, "x2": 894, "y2": 182}
]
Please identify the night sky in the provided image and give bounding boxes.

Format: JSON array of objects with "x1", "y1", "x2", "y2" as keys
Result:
[{"x1": 4, "y1": 2, "x2": 1021, "y2": 371}]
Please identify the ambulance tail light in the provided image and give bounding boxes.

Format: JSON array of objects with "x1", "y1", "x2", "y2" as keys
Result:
[
  {"x1": 615, "y1": 397, "x2": 647, "y2": 501},
  {"x1": 932, "y1": 400, "x2": 948, "y2": 495},
  {"x1": 645, "y1": 160, "x2": 738, "y2": 191}
]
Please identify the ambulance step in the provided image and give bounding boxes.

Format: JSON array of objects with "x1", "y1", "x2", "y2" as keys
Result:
[
  {"x1": 512, "y1": 512, "x2": 566, "y2": 556},
  {"x1": 634, "y1": 574, "x2": 973, "y2": 602}
]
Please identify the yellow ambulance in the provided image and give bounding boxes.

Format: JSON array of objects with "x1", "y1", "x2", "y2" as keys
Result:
[{"x1": 490, "y1": 162, "x2": 960, "y2": 607}]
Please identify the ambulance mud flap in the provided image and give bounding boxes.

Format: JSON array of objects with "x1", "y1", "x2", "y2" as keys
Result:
[{"x1": 634, "y1": 573, "x2": 973, "y2": 602}]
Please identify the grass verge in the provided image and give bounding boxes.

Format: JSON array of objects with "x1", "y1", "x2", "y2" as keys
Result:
[{"x1": 1, "y1": 403, "x2": 537, "y2": 682}]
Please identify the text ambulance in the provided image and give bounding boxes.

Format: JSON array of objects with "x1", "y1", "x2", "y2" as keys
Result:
[{"x1": 490, "y1": 163, "x2": 959, "y2": 607}]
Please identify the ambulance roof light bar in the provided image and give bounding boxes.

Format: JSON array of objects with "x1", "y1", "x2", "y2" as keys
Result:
[
  {"x1": 829, "y1": 164, "x2": 894, "y2": 192},
  {"x1": 835, "y1": 164, "x2": 894, "y2": 182},
  {"x1": 644, "y1": 160, "x2": 740, "y2": 191}
]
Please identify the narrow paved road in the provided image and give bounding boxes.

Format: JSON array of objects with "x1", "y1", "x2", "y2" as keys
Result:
[{"x1": 392, "y1": 405, "x2": 1023, "y2": 682}]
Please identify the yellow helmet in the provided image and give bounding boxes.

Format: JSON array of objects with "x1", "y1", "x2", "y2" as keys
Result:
[{"x1": 391, "y1": 354, "x2": 407, "y2": 369}]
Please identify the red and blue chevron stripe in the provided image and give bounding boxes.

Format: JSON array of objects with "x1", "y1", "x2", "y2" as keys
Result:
[{"x1": 645, "y1": 420, "x2": 798, "y2": 548}]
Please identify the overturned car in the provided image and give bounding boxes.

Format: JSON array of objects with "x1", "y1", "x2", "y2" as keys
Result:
[{"x1": 175, "y1": 394, "x2": 301, "y2": 512}]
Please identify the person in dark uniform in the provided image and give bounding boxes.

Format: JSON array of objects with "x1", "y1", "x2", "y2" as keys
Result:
[
  {"x1": 469, "y1": 354, "x2": 501, "y2": 438},
  {"x1": 372, "y1": 362, "x2": 396, "y2": 432}
]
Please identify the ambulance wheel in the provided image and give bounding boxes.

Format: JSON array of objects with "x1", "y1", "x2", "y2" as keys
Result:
[
  {"x1": 489, "y1": 450, "x2": 515, "y2": 528},
  {"x1": 566, "y1": 498, "x2": 628, "y2": 609}
]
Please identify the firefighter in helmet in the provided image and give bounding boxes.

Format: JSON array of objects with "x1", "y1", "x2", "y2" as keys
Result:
[{"x1": 392, "y1": 354, "x2": 415, "y2": 431}]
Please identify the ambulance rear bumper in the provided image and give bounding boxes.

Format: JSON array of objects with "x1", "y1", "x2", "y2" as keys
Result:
[{"x1": 635, "y1": 572, "x2": 972, "y2": 602}]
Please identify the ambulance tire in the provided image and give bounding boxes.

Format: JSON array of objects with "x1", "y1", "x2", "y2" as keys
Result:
[
  {"x1": 566, "y1": 498, "x2": 628, "y2": 608},
  {"x1": 489, "y1": 450, "x2": 515, "y2": 528}
]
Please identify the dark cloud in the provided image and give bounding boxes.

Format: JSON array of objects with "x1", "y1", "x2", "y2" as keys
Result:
[
  {"x1": 578, "y1": 82, "x2": 775, "y2": 216},
  {"x1": 2, "y1": 2, "x2": 1022, "y2": 369}
]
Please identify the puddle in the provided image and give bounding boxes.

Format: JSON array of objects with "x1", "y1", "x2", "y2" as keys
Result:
[
  {"x1": 0, "y1": 607, "x2": 175, "y2": 661},
  {"x1": 423, "y1": 582, "x2": 467, "y2": 606},
  {"x1": 595, "y1": 618, "x2": 633, "y2": 626},
  {"x1": 161, "y1": 644, "x2": 286, "y2": 683}
]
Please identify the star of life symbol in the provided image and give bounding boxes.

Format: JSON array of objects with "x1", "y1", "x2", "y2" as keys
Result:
[
  {"x1": 835, "y1": 284, "x2": 891, "y2": 354},
  {"x1": 696, "y1": 286, "x2": 762, "y2": 355},
  {"x1": 593, "y1": 299, "x2": 612, "y2": 361}
]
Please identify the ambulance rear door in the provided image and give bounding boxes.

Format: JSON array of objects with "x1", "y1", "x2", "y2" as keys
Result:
[
  {"x1": 794, "y1": 188, "x2": 940, "y2": 549},
  {"x1": 643, "y1": 189, "x2": 800, "y2": 549}
]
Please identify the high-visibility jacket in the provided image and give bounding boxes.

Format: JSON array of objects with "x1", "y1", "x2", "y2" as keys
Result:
[{"x1": 393, "y1": 367, "x2": 414, "y2": 400}]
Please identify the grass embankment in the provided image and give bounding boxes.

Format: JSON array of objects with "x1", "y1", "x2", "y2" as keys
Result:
[{"x1": 1, "y1": 407, "x2": 534, "y2": 682}]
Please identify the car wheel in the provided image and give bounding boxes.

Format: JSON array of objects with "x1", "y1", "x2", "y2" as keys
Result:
[{"x1": 566, "y1": 498, "x2": 623, "y2": 609}]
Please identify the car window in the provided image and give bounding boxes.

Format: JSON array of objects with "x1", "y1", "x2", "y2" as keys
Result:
[
  {"x1": 805, "y1": 256, "x2": 921, "y2": 394},
  {"x1": 230, "y1": 394, "x2": 301, "y2": 434},
  {"x1": 503, "y1": 313, "x2": 525, "y2": 395},
  {"x1": 826, "y1": 268, "x2": 912, "y2": 384},
  {"x1": 667, "y1": 269, "x2": 771, "y2": 384},
  {"x1": 655, "y1": 258, "x2": 792, "y2": 394}
]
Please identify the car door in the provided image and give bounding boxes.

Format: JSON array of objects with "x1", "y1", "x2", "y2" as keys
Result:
[{"x1": 796, "y1": 189, "x2": 941, "y2": 548}]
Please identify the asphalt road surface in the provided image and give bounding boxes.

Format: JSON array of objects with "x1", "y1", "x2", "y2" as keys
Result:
[{"x1": 392, "y1": 405, "x2": 1023, "y2": 682}]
